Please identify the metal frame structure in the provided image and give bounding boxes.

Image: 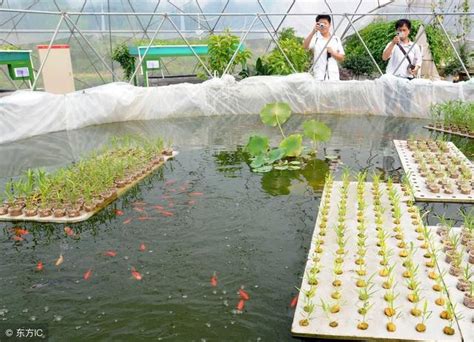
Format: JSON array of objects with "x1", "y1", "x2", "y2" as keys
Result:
[{"x1": 0, "y1": 2, "x2": 472, "y2": 90}]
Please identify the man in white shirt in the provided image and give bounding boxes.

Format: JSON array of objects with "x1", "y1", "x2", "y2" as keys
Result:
[
  {"x1": 303, "y1": 14, "x2": 345, "y2": 80},
  {"x1": 382, "y1": 19, "x2": 422, "y2": 79}
]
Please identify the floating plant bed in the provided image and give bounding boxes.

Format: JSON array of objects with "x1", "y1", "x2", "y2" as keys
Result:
[
  {"x1": 394, "y1": 139, "x2": 474, "y2": 203},
  {"x1": 423, "y1": 125, "x2": 474, "y2": 139},
  {"x1": 291, "y1": 172, "x2": 463, "y2": 340},
  {"x1": 0, "y1": 137, "x2": 177, "y2": 223},
  {"x1": 428, "y1": 216, "x2": 474, "y2": 342}
]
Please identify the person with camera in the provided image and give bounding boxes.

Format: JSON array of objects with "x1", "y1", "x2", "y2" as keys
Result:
[
  {"x1": 382, "y1": 19, "x2": 422, "y2": 79},
  {"x1": 303, "y1": 14, "x2": 345, "y2": 80}
]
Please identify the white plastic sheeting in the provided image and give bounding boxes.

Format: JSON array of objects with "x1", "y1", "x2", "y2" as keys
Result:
[{"x1": 0, "y1": 73, "x2": 473, "y2": 145}]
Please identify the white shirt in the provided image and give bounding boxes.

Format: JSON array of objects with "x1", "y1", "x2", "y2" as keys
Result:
[
  {"x1": 384, "y1": 41, "x2": 422, "y2": 78},
  {"x1": 309, "y1": 32, "x2": 345, "y2": 81}
]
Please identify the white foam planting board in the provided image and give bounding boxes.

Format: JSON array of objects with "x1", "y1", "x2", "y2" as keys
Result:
[
  {"x1": 0, "y1": 152, "x2": 178, "y2": 223},
  {"x1": 291, "y1": 181, "x2": 462, "y2": 341},
  {"x1": 423, "y1": 125, "x2": 474, "y2": 140},
  {"x1": 428, "y1": 225, "x2": 474, "y2": 342},
  {"x1": 394, "y1": 140, "x2": 474, "y2": 203}
]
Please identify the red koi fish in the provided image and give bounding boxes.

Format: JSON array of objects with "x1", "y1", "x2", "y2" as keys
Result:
[
  {"x1": 290, "y1": 295, "x2": 298, "y2": 308},
  {"x1": 83, "y1": 269, "x2": 92, "y2": 280},
  {"x1": 115, "y1": 209, "x2": 124, "y2": 216},
  {"x1": 36, "y1": 261, "x2": 43, "y2": 271},
  {"x1": 239, "y1": 287, "x2": 250, "y2": 301},
  {"x1": 104, "y1": 250, "x2": 117, "y2": 257},
  {"x1": 64, "y1": 227, "x2": 74, "y2": 237},
  {"x1": 131, "y1": 267, "x2": 142, "y2": 280},
  {"x1": 139, "y1": 243, "x2": 146, "y2": 252},
  {"x1": 153, "y1": 205, "x2": 165, "y2": 210},
  {"x1": 12, "y1": 235, "x2": 24, "y2": 242},
  {"x1": 189, "y1": 192, "x2": 203, "y2": 197},
  {"x1": 236, "y1": 299, "x2": 245, "y2": 311},
  {"x1": 160, "y1": 210, "x2": 174, "y2": 217},
  {"x1": 210, "y1": 273, "x2": 218, "y2": 287},
  {"x1": 123, "y1": 218, "x2": 132, "y2": 225},
  {"x1": 138, "y1": 216, "x2": 153, "y2": 221},
  {"x1": 133, "y1": 207, "x2": 145, "y2": 213}
]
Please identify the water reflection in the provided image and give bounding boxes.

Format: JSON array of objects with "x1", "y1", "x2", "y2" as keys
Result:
[{"x1": 213, "y1": 148, "x2": 330, "y2": 196}]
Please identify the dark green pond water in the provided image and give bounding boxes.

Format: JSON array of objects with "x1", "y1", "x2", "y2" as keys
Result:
[{"x1": 0, "y1": 114, "x2": 472, "y2": 341}]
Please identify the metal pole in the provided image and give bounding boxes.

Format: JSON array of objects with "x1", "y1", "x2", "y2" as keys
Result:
[
  {"x1": 222, "y1": 15, "x2": 258, "y2": 76},
  {"x1": 127, "y1": 0, "x2": 150, "y2": 39},
  {"x1": 435, "y1": 14, "x2": 471, "y2": 80},
  {"x1": 258, "y1": 15, "x2": 299, "y2": 74},
  {"x1": 60, "y1": 8, "x2": 107, "y2": 84},
  {"x1": 128, "y1": 16, "x2": 166, "y2": 84},
  {"x1": 141, "y1": 0, "x2": 161, "y2": 40},
  {"x1": 166, "y1": 15, "x2": 213, "y2": 78},
  {"x1": 107, "y1": 0, "x2": 115, "y2": 81},
  {"x1": 257, "y1": 0, "x2": 277, "y2": 34},
  {"x1": 63, "y1": 14, "x2": 120, "y2": 81},
  {"x1": 310, "y1": 17, "x2": 346, "y2": 74},
  {"x1": 344, "y1": 13, "x2": 383, "y2": 76},
  {"x1": 211, "y1": 0, "x2": 230, "y2": 32},
  {"x1": 195, "y1": 0, "x2": 212, "y2": 31},
  {"x1": 392, "y1": 16, "x2": 435, "y2": 76},
  {"x1": 31, "y1": 14, "x2": 64, "y2": 91},
  {"x1": 262, "y1": 0, "x2": 295, "y2": 54}
]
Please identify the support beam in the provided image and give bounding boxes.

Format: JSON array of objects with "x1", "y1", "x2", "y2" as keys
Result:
[
  {"x1": 128, "y1": 16, "x2": 167, "y2": 83},
  {"x1": 222, "y1": 15, "x2": 258, "y2": 76},
  {"x1": 31, "y1": 14, "x2": 64, "y2": 90},
  {"x1": 435, "y1": 14, "x2": 471, "y2": 80},
  {"x1": 63, "y1": 14, "x2": 120, "y2": 81},
  {"x1": 258, "y1": 15, "x2": 297, "y2": 74},
  {"x1": 344, "y1": 13, "x2": 383, "y2": 76}
]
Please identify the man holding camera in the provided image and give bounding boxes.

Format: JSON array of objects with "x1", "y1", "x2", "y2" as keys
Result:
[
  {"x1": 303, "y1": 14, "x2": 345, "y2": 80},
  {"x1": 382, "y1": 19, "x2": 422, "y2": 79}
]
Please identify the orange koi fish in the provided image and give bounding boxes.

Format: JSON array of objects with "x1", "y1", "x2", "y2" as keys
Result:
[
  {"x1": 189, "y1": 192, "x2": 203, "y2": 197},
  {"x1": 12, "y1": 235, "x2": 24, "y2": 242},
  {"x1": 160, "y1": 210, "x2": 174, "y2": 217},
  {"x1": 36, "y1": 261, "x2": 44, "y2": 271},
  {"x1": 236, "y1": 299, "x2": 245, "y2": 311},
  {"x1": 239, "y1": 287, "x2": 250, "y2": 301},
  {"x1": 138, "y1": 216, "x2": 153, "y2": 221},
  {"x1": 290, "y1": 295, "x2": 298, "y2": 308},
  {"x1": 115, "y1": 209, "x2": 124, "y2": 216},
  {"x1": 83, "y1": 269, "x2": 92, "y2": 280},
  {"x1": 139, "y1": 243, "x2": 146, "y2": 252},
  {"x1": 104, "y1": 250, "x2": 117, "y2": 257},
  {"x1": 131, "y1": 267, "x2": 142, "y2": 280},
  {"x1": 123, "y1": 218, "x2": 132, "y2": 225},
  {"x1": 55, "y1": 254, "x2": 64, "y2": 266},
  {"x1": 210, "y1": 273, "x2": 218, "y2": 287},
  {"x1": 153, "y1": 205, "x2": 165, "y2": 210},
  {"x1": 133, "y1": 207, "x2": 145, "y2": 213},
  {"x1": 14, "y1": 227, "x2": 29, "y2": 236}
]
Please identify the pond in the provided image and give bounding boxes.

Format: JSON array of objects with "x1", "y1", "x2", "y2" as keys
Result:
[{"x1": 0, "y1": 114, "x2": 472, "y2": 341}]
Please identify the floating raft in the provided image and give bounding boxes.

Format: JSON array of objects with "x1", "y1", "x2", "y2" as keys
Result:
[
  {"x1": 291, "y1": 181, "x2": 463, "y2": 341},
  {"x1": 424, "y1": 125, "x2": 474, "y2": 139},
  {"x1": 0, "y1": 152, "x2": 178, "y2": 224},
  {"x1": 394, "y1": 140, "x2": 474, "y2": 203},
  {"x1": 428, "y1": 225, "x2": 474, "y2": 342}
]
